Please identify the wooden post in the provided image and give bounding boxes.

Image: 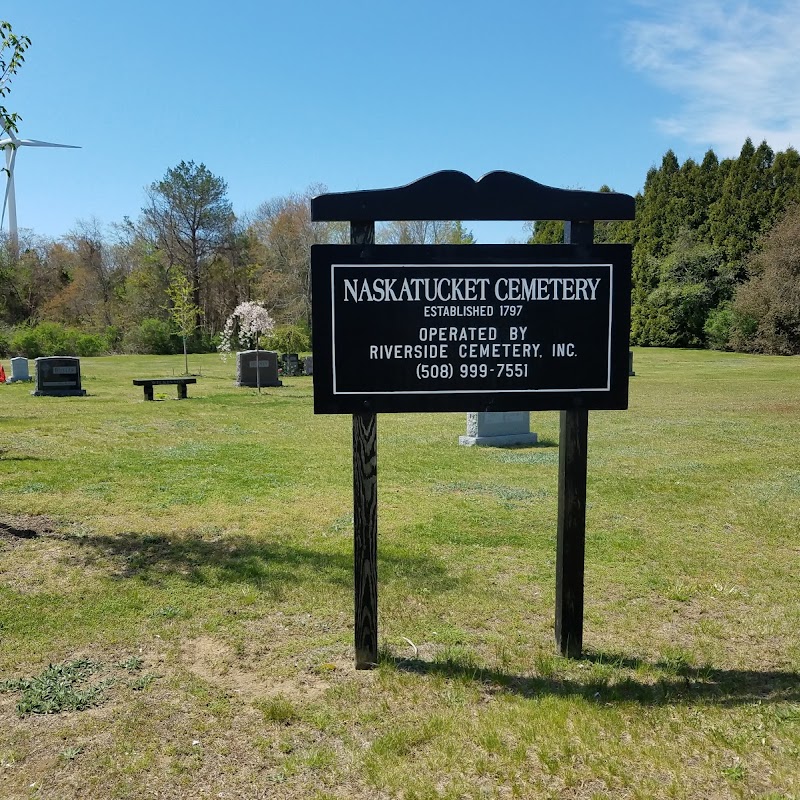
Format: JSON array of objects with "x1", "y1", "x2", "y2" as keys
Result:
[
  {"x1": 350, "y1": 220, "x2": 378, "y2": 669},
  {"x1": 555, "y1": 220, "x2": 593, "y2": 658}
]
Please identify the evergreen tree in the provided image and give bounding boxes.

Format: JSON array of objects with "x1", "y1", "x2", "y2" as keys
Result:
[
  {"x1": 527, "y1": 219, "x2": 563, "y2": 244},
  {"x1": 710, "y1": 139, "x2": 774, "y2": 269},
  {"x1": 140, "y1": 161, "x2": 234, "y2": 330},
  {"x1": 769, "y1": 147, "x2": 800, "y2": 216},
  {"x1": 630, "y1": 139, "x2": 800, "y2": 347}
]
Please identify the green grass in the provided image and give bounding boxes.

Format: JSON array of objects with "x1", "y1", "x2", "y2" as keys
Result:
[{"x1": 0, "y1": 348, "x2": 799, "y2": 798}]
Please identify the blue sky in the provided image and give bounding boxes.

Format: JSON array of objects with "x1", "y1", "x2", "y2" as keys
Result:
[{"x1": 4, "y1": 0, "x2": 800, "y2": 243}]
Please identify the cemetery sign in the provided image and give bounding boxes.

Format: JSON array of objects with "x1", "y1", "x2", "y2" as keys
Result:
[
  {"x1": 311, "y1": 244, "x2": 631, "y2": 414},
  {"x1": 311, "y1": 171, "x2": 636, "y2": 666}
]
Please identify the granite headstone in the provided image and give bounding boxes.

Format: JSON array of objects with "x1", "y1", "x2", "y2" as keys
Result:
[
  {"x1": 33, "y1": 356, "x2": 86, "y2": 396},
  {"x1": 303, "y1": 355, "x2": 313, "y2": 376},
  {"x1": 236, "y1": 350, "x2": 282, "y2": 387},
  {"x1": 459, "y1": 411, "x2": 537, "y2": 447},
  {"x1": 282, "y1": 353, "x2": 299, "y2": 376},
  {"x1": 8, "y1": 356, "x2": 30, "y2": 383}
]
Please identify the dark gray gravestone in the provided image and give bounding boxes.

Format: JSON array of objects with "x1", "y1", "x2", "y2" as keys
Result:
[
  {"x1": 282, "y1": 353, "x2": 300, "y2": 376},
  {"x1": 33, "y1": 356, "x2": 86, "y2": 396},
  {"x1": 459, "y1": 411, "x2": 537, "y2": 447},
  {"x1": 235, "y1": 350, "x2": 282, "y2": 387},
  {"x1": 303, "y1": 355, "x2": 313, "y2": 376},
  {"x1": 8, "y1": 356, "x2": 30, "y2": 382}
]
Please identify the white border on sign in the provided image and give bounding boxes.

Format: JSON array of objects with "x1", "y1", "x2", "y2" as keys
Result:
[{"x1": 330, "y1": 263, "x2": 614, "y2": 396}]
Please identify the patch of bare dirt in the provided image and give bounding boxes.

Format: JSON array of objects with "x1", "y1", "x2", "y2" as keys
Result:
[
  {"x1": 759, "y1": 403, "x2": 800, "y2": 414},
  {"x1": 181, "y1": 635, "x2": 333, "y2": 702}
]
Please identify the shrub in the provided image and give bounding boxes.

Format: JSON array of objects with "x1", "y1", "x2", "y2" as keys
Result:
[
  {"x1": 186, "y1": 329, "x2": 217, "y2": 354},
  {"x1": 10, "y1": 327, "x2": 43, "y2": 358},
  {"x1": 728, "y1": 310, "x2": 760, "y2": 352},
  {"x1": 263, "y1": 323, "x2": 311, "y2": 354},
  {"x1": 75, "y1": 333, "x2": 106, "y2": 357},
  {"x1": 638, "y1": 283, "x2": 710, "y2": 348},
  {"x1": 703, "y1": 305, "x2": 733, "y2": 350},
  {"x1": 0, "y1": 328, "x2": 10, "y2": 357},
  {"x1": 123, "y1": 318, "x2": 179, "y2": 355},
  {"x1": 103, "y1": 326, "x2": 124, "y2": 353},
  {"x1": 31, "y1": 321, "x2": 73, "y2": 355},
  {"x1": 730, "y1": 203, "x2": 800, "y2": 354},
  {"x1": 7, "y1": 323, "x2": 106, "y2": 358}
]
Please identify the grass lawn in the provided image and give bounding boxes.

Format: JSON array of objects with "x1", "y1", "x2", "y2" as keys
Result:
[{"x1": 0, "y1": 348, "x2": 798, "y2": 799}]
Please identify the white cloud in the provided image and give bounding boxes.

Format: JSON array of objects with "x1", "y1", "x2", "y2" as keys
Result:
[{"x1": 625, "y1": 0, "x2": 800, "y2": 155}]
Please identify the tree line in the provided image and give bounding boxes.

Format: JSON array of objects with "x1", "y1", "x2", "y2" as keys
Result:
[
  {"x1": 531, "y1": 138, "x2": 800, "y2": 355},
  {"x1": 0, "y1": 161, "x2": 475, "y2": 358},
  {"x1": 3, "y1": 20, "x2": 799, "y2": 357},
  {"x1": 1, "y1": 141, "x2": 799, "y2": 358}
]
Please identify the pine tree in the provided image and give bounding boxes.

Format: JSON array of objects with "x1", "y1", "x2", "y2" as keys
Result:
[{"x1": 710, "y1": 139, "x2": 775, "y2": 270}]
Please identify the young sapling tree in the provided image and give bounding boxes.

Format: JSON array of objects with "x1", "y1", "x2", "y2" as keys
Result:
[{"x1": 165, "y1": 270, "x2": 201, "y2": 375}]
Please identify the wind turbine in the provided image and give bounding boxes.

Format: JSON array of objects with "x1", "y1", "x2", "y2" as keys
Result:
[{"x1": 1, "y1": 126, "x2": 80, "y2": 243}]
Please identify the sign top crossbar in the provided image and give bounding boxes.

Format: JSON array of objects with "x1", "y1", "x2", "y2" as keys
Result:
[{"x1": 311, "y1": 170, "x2": 635, "y2": 223}]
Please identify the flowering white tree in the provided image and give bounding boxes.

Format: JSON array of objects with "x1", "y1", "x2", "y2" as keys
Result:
[{"x1": 218, "y1": 301, "x2": 275, "y2": 393}]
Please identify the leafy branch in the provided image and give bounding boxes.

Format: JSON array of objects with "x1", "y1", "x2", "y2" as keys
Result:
[{"x1": 0, "y1": 20, "x2": 31, "y2": 137}]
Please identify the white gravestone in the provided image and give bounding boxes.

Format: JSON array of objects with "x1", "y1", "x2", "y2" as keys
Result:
[
  {"x1": 8, "y1": 356, "x2": 30, "y2": 382},
  {"x1": 459, "y1": 411, "x2": 537, "y2": 447}
]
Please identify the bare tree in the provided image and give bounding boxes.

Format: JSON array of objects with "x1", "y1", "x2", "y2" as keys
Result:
[
  {"x1": 0, "y1": 231, "x2": 63, "y2": 324},
  {"x1": 377, "y1": 219, "x2": 475, "y2": 244},
  {"x1": 65, "y1": 218, "x2": 117, "y2": 326},
  {"x1": 250, "y1": 185, "x2": 347, "y2": 328}
]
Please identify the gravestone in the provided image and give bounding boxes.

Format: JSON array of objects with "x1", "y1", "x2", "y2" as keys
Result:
[
  {"x1": 459, "y1": 411, "x2": 537, "y2": 447},
  {"x1": 32, "y1": 356, "x2": 86, "y2": 396},
  {"x1": 235, "y1": 350, "x2": 282, "y2": 387},
  {"x1": 303, "y1": 355, "x2": 313, "y2": 376},
  {"x1": 8, "y1": 356, "x2": 30, "y2": 383},
  {"x1": 282, "y1": 353, "x2": 300, "y2": 376},
  {"x1": 629, "y1": 350, "x2": 635, "y2": 377}
]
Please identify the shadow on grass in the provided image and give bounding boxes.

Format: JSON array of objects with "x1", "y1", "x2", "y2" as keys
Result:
[
  {"x1": 471, "y1": 437, "x2": 558, "y2": 451},
  {"x1": 63, "y1": 529, "x2": 462, "y2": 598},
  {"x1": 0, "y1": 522, "x2": 40, "y2": 539},
  {"x1": 0, "y1": 518, "x2": 57, "y2": 539},
  {"x1": 389, "y1": 649, "x2": 800, "y2": 707},
  {"x1": 512, "y1": 437, "x2": 558, "y2": 449}
]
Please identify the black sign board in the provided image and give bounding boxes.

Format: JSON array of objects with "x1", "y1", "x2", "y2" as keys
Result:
[{"x1": 311, "y1": 244, "x2": 631, "y2": 414}]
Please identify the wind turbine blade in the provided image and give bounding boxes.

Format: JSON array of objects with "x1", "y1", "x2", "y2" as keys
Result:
[{"x1": 17, "y1": 138, "x2": 81, "y2": 149}]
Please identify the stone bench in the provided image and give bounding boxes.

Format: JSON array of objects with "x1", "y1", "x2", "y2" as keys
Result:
[{"x1": 133, "y1": 377, "x2": 196, "y2": 401}]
